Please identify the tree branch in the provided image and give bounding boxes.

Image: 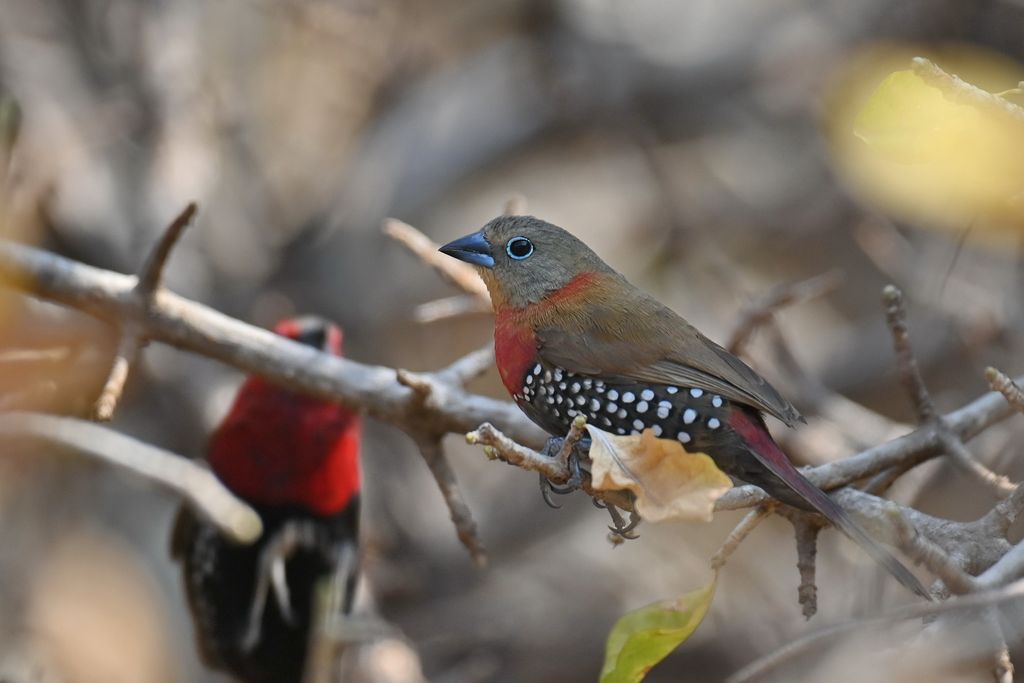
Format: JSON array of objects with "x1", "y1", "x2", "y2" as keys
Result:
[{"x1": 0, "y1": 411, "x2": 260, "y2": 542}]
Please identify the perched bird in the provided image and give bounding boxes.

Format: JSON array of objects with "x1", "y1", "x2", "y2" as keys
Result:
[
  {"x1": 171, "y1": 316, "x2": 362, "y2": 683},
  {"x1": 440, "y1": 215, "x2": 928, "y2": 598}
]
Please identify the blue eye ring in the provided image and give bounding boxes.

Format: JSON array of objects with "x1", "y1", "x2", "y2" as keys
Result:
[{"x1": 506, "y1": 236, "x2": 534, "y2": 260}]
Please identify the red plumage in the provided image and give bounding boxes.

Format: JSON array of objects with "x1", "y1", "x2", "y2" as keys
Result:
[{"x1": 172, "y1": 316, "x2": 362, "y2": 683}]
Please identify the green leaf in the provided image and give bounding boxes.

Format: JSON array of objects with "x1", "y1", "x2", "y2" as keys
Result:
[{"x1": 600, "y1": 577, "x2": 716, "y2": 683}]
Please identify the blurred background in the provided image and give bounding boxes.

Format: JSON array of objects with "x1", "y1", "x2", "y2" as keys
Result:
[{"x1": 1, "y1": 0, "x2": 1024, "y2": 681}]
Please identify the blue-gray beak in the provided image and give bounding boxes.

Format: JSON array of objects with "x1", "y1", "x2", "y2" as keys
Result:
[{"x1": 439, "y1": 230, "x2": 495, "y2": 269}]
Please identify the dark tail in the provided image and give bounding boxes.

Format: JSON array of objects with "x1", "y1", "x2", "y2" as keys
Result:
[{"x1": 729, "y1": 409, "x2": 931, "y2": 600}]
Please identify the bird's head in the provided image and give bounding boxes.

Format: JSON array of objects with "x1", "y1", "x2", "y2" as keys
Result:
[
  {"x1": 274, "y1": 315, "x2": 343, "y2": 355},
  {"x1": 439, "y1": 215, "x2": 613, "y2": 309}
]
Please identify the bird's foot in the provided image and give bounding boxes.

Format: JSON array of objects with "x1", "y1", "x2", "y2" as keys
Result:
[
  {"x1": 240, "y1": 520, "x2": 321, "y2": 654},
  {"x1": 538, "y1": 437, "x2": 584, "y2": 507}
]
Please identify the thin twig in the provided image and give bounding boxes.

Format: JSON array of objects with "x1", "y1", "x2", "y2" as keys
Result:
[
  {"x1": 937, "y1": 429, "x2": 1016, "y2": 497},
  {"x1": 986, "y1": 366, "x2": 1024, "y2": 415},
  {"x1": 136, "y1": 202, "x2": 197, "y2": 295},
  {"x1": 414, "y1": 294, "x2": 491, "y2": 323},
  {"x1": 0, "y1": 411, "x2": 260, "y2": 542},
  {"x1": 503, "y1": 194, "x2": 527, "y2": 216},
  {"x1": 417, "y1": 438, "x2": 486, "y2": 567},
  {"x1": 727, "y1": 270, "x2": 844, "y2": 355},
  {"x1": 726, "y1": 578, "x2": 1024, "y2": 683},
  {"x1": 710, "y1": 504, "x2": 774, "y2": 570},
  {"x1": 883, "y1": 284, "x2": 935, "y2": 423},
  {"x1": 383, "y1": 218, "x2": 489, "y2": 299}
]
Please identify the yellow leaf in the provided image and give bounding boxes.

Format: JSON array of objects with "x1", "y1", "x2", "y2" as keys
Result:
[
  {"x1": 586, "y1": 426, "x2": 732, "y2": 523},
  {"x1": 600, "y1": 577, "x2": 717, "y2": 683},
  {"x1": 827, "y1": 50, "x2": 1024, "y2": 243}
]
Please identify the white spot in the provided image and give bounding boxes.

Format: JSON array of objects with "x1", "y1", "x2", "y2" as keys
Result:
[
  {"x1": 526, "y1": 374, "x2": 534, "y2": 385},
  {"x1": 712, "y1": 395, "x2": 723, "y2": 408},
  {"x1": 552, "y1": 409, "x2": 561, "y2": 418},
  {"x1": 546, "y1": 396, "x2": 555, "y2": 405},
  {"x1": 533, "y1": 365, "x2": 542, "y2": 375},
  {"x1": 576, "y1": 396, "x2": 586, "y2": 406},
  {"x1": 601, "y1": 416, "x2": 612, "y2": 426},
  {"x1": 559, "y1": 382, "x2": 567, "y2": 390},
  {"x1": 617, "y1": 409, "x2": 627, "y2": 419},
  {"x1": 554, "y1": 369, "x2": 563, "y2": 381},
  {"x1": 571, "y1": 382, "x2": 581, "y2": 393},
  {"x1": 657, "y1": 405, "x2": 670, "y2": 419},
  {"x1": 633, "y1": 419, "x2": 645, "y2": 431},
  {"x1": 555, "y1": 395, "x2": 563, "y2": 404},
  {"x1": 683, "y1": 409, "x2": 697, "y2": 424},
  {"x1": 567, "y1": 408, "x2": 578, "y2": 417},
  {"x1": 641, "y1": 389, "x2": 655, "y2": 401},
  {"x1": 588, "y1": 412, "x2": 598, "y2": 420},
  {"x1": 595, "y1": 381, "x2": 605, "y2": 390},
  {"x1": 607, "y1": 403, "x2": 618, "y2": 413},
  {"x1": 708, "y1": 418, "x2": 721, "y2": 429},
  {"x1": 583, "y1": 379, "x2": 593, "y2": 389},
  {"x1": 544, "y1": 371, "x2": 552, "y2": 382},
  {"x1": 607, "y1": 389, "x2": 619, "y2": 401},
  {"x1": 666, "y1": 386, "x2": 679, "y2": 394},
  {"x1": 616, "y1": 427, "x2": 626, "y2": 435},
  {"x1": 622, "y1": 391, "x2": 635, "y2": 403},
  {"x1": 652, "y1": 424, "x2": 663, "y2": 437},
  {"x1": 590, "y1": 398, "x2": 601, "y2": 411},
  {"x1": 636, "y1": 401, "x2": 649, "y2": 413},
  {"x1": 690, "y1": 388, "x2": 703, "y2": 398},
  {"x1": 677, "y1": 431, "x2": 691, "y2": 444}
]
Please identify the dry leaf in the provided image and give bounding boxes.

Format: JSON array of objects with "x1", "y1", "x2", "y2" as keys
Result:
[{"x1": 587, "y1": 426, "x2": 732, "y2": 523}]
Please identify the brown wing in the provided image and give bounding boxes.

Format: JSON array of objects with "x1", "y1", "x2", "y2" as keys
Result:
[{"x1": 535, "y1": 296, "x2": 802, "y2": 427}]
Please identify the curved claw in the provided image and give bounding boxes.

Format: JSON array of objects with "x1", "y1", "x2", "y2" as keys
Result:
[
  {"x1": 605, "y1": 505, "x2": 642, "y2": 540},
  {"x1": 539, "y1": 474, "x2": 562, "y2": 509}
]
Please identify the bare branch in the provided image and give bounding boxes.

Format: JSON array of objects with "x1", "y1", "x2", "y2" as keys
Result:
[
  {"x1": 726, "y1": 578, "x2": 1024, "y2": 683},
  {"x1": 414, "y1": 294, "x2": 491, "y2": 323},
  {"x1": 711, "y1": 504, "x2": 773, "y2": 571},
  {"x1": 0, "y1": 238, "x2": 546, "y2": 447},
  {"x1": 887, "y1": 504, "x2": 976, "y2": 594},
  {"x1": 937, "y1": 429, "x2": 1015, "y2": 497},
  {"x1": 94, "y1": 202, "x2": 198, "y2": 421},
  {"x1": 382, "y1": 218, "x2": 490, "y2": 300},
  {"x1": 986, "y1": 366, "x2": 1024, "y2": 415},
  {"x1": 883, "y1": 284, "x2": 936, "y2": 423},
  {"x1": 417, "y1": 439, "x2": 486, "y2": 567},
  {"x1": 0, "y1": 411, "x2": 260, "y2": 543},
  {"x1": 727, "y1": 270, "x2": 844, "y2": 355}
]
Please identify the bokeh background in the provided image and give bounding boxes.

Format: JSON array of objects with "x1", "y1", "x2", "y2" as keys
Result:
[{"x1": 1, "y1": 1, "x2": 1024, "y2": 681}]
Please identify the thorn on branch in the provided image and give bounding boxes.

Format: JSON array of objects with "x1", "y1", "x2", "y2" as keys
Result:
[
  {"x1": 416, "y1": 439, "x2": 486, "y2": 567},
  {"x1": 986, "y1": 366, "x2": 1024, "y2": 415},
  {"x1": 94, "y1": 202, "x2": 198, "y2": 421},
  {"x1": 883, "y1": 284, "x2": 935, "y2": 423}
]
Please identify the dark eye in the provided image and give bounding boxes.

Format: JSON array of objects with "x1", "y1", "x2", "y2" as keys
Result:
[{"x1": 505, "y1": 236, "x2": 534, "y2": 260}]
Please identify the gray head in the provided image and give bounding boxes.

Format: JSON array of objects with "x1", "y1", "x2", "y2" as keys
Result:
[{"x1": 439, "y1": 215, "x2": 615, "y2": 309}]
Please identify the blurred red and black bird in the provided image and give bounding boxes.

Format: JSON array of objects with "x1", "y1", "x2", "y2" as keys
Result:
[{"x1": 171, "y1": 316, "x2": 361, "y2": 683}]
